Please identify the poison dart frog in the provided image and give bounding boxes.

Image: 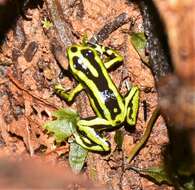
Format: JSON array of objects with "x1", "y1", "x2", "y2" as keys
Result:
[{"x1": 54, "y1": 42, "x2": 139, "y2": 151}]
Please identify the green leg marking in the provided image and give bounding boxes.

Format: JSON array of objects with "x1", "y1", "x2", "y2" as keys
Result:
[
  {"x1": 124, "y1": 86, "x2": 140, "y2": 125},
  {"x1": 88, "y1": 43, "x2": 123, "y2": 69},
  {"x1": 78, "y1": 117, "x2": 115, "y2": 130},
  {"x1": 104, "y1": 48, "x2": 123, "y2": 69},
  {"x1": 76, "y1": 122, "x2": 110, "y2": 151},
  {"x1": 74, "y1": 133, "x2": 108, "y2": 151},
  {"x1": 103, "y1": 47, "x2": 123, "y2": 69},
  {"x1": 54, "y1": 83, "x2": 83, "y2": 102}
]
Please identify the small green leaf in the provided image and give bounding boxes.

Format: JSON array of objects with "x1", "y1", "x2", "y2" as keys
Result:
[
  {"x1": 41, "y1": 18, "x2": 53, "y2": 30},
  {"x1": 131, "y1": 32, "x2": 146, "y2": 50},
  {"x1": 129, "y1": 166, "x2": 172, "y2": 185},
  {"x1": 43, "y1": 120, "x2": 73, "y2": 143},
  {"x1": 69, "y1": 142, "x2": 88, "y2": 173},
  {"x1": 183, "y1": 178, "x2": 195, "y2": 190},
  {"x1": 52, "y1": 108, "x2": 79, "y2": 122},
  {"x1": 43, "y1": 108, "x2": 88, "y2": 172},
  {"x1": 114, "y1": 130, "x2": 124, "y2": 150},
  {"x1": 43, "y1": 108, "x2": 79, "y2": 143},
  {"x1": 130, "y1": 32, "x2": 149, "y2": 65}
]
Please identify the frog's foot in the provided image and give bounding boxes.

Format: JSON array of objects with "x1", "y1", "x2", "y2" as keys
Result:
[{"x1": 124, "y1": 86, "x2": 140, "y2": 125}]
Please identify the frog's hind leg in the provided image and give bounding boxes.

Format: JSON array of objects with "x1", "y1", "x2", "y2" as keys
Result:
[
  {"x1": 74, "y1": 129, "x2": 110, "y2": 152},
  {"x1": 124, "y1": 86, "x2": 139, "y2": 125},
  {"x1": 78, "y1": 117, "x2": 114, "y2": 130},
  {"x1": 75, "y1": 125, "x2": 110, "y2": 151},
  {"x1": 76, "y1": 120, "x2": 111, "y2": 151},
  {"x1": 76, "y1": 137, "x2": 108, "y2": 152}
]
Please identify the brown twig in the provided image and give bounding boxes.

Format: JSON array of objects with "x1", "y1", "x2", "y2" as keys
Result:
[
  {"x1": 89, "y1": 12, "x2": 131, "y2": 44},
  {"x1": 7, "y1": 70, "x2": 58, "y2": 110},
  {"x1": 44, "y1": 0, "x2": 75, "y2": 47}
]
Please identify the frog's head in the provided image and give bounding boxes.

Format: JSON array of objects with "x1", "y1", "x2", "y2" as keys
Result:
[
  {"x1": 66, "y1": 44, "x2": 96, "y2": 64},
  {"x1": 66, "y1": 45, "x2": 80, "y2": 60},
  {"x1": 66, "y1": 44, "x2": 99, "y2": 78}
]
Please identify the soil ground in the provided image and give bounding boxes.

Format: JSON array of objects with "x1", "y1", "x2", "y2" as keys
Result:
[{"x1": 0, "y1": 0, "x2": 174, "y2": 189}]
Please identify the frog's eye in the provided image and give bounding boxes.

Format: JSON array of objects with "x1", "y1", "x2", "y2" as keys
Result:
[{"x1": 70, "y1": 46, "x2": 78, "y2": 53}]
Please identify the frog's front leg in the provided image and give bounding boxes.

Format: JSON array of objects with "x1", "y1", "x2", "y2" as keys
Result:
[
  {"x1": 88, "y1": 43, "x2": 123, "y2": 69},
  {"x1": 54, "y1": 83, "x2": 83, "y2": 102},
  {"x1": 104, "y1": 47, "x2": 123, "y2": 69},
  {"x1": 124, "y1": 86, "x2": 140, "y2": 125}
]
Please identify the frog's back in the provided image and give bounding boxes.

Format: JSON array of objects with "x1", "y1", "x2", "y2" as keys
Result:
[{"x1": 67, "y1": 45, "x2": 124, "y2": 121}]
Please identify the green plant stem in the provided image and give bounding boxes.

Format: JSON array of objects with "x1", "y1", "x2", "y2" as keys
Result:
[{"x1": 128, "y1": 107, "x2": 161, "y2": 163}]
